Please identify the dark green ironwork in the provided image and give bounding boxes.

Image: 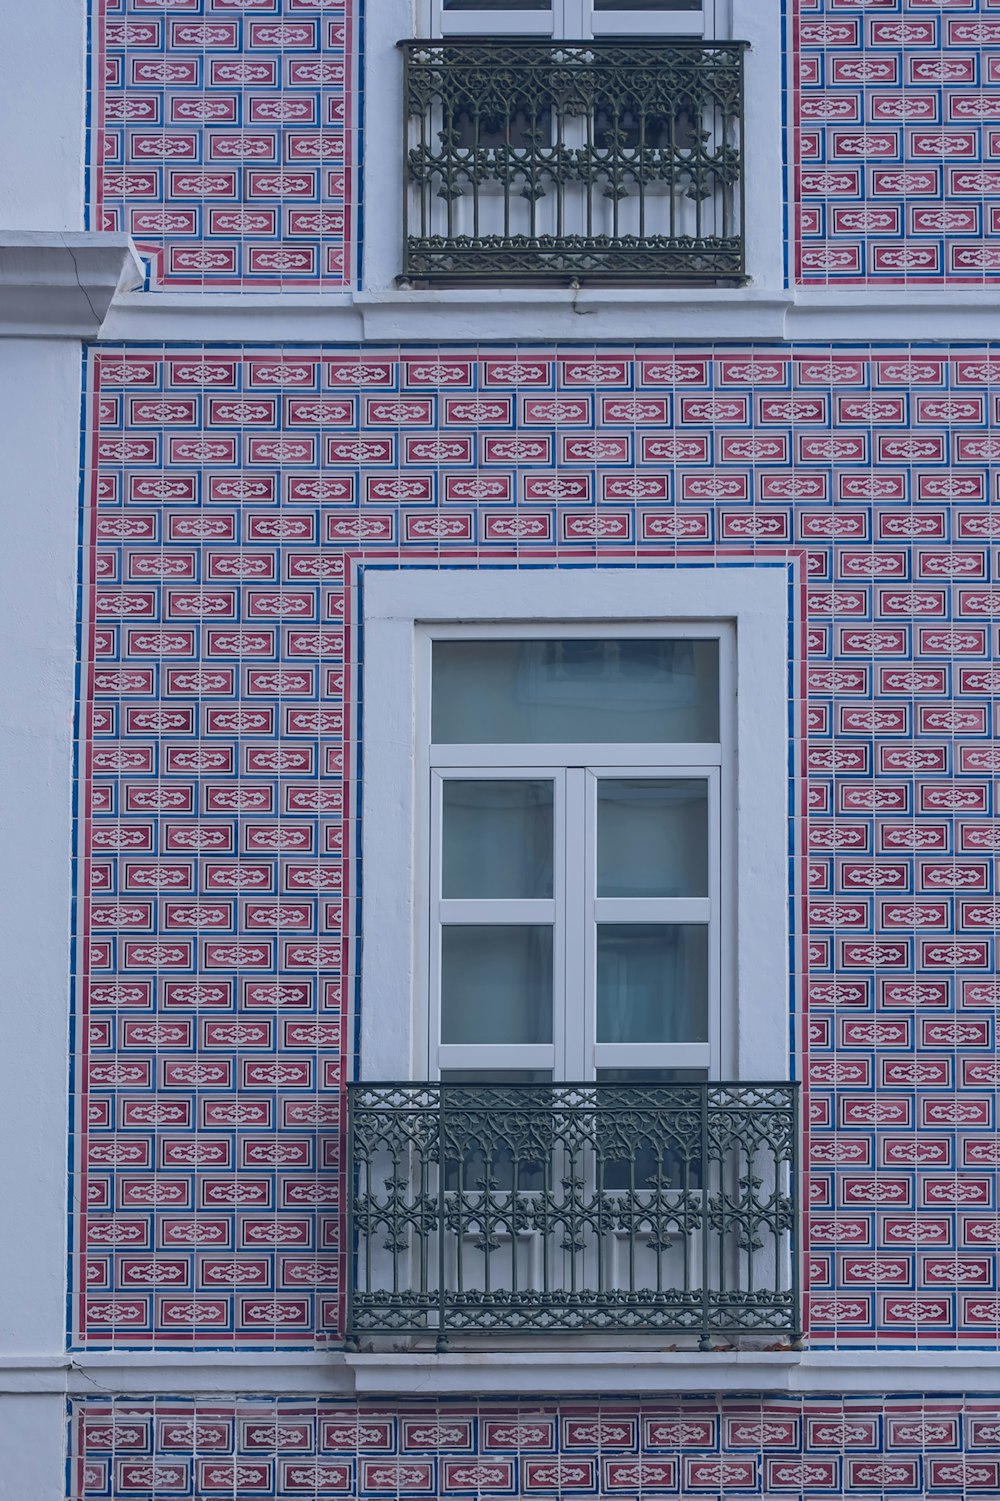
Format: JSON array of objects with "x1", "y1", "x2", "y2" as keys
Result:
[
  {"x1": 399, "y1": 39, "x2": 747, "y2": 285},
  {"x1": 346, "y1": 1081, "x2": 800, "y2": 1348}
]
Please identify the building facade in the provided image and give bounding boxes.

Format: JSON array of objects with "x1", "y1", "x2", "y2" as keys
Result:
[{"x1": 5, "y1": 1, "x2": 1000, "y2": 1496}]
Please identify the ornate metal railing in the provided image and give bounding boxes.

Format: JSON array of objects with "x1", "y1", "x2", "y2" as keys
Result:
[
  {"x1": 399, "y1": 39, "x2": 747, "y2": 285},
  {"x1": 346, "y1": 1081, "x2": 800, "y2": 1348}
]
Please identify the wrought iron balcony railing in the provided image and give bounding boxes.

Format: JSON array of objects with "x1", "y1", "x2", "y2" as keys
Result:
[
  {"x1": 346, "y1": 1081, "x2": 800, "y2": 1349},
  {"x1": 400, "y1": 39, "x2": 747, "y2": 286}
]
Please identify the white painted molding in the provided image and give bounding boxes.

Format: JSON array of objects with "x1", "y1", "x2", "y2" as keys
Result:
[
  {"x1": 361, "y1": 0, "x2": 413, "y2": 297},
  {"x1": 0, "y1": 1354, "x2": 355, "y2": 1398},
  {"x1": 348, "y1": 1350, "x2": 1000, "y2": 1398},
  {"x1": 733, "y1": 0, "x2": 784, "y2": 294},
  {"x1": 349, "y1": 1351, "x2": 801, "y2": 1396},
  {"x1": 101, "y1": 292, "x2": 364, "y2": 344},
  {"x1": 788, "y1": 288, "x2": 1000, "y2": 341},
  {"x1": 0, "y1": 232, "x2": 143, "y2": 337},
  {"x1": 352, "y1": 287, "x2": 791, "y2": 341},
  {"x1": 3, "y1": 1350, "x2": 999, "y2": 1399},
  {"x1": 98, "y1": 285, "x2": 1000, "y2": 345}
]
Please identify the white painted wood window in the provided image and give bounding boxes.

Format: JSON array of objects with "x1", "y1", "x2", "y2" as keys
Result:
[
  {"x1": 423, "y1": 625, "x2": 732, "y2": 1085},
  {"x1": 426, "y1": 0, "x2": 721, "y2": 40}
]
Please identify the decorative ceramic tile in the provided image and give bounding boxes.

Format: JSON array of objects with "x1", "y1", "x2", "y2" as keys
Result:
[
  {"x1": 77, "y1": 344, "x2": 1000, "y2": 1347},
  {"x1": 90, "y1": 1, "x2": 358, "y2": 289},
  {"x1": 794, "y1": 0, "x2": 1000, "y2": 283},
  {"x1": 70, "y1": 1395, "x2": 1000, "y2": 1498}
]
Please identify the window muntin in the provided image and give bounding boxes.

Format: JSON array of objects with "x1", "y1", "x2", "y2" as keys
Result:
[{"x1": 427, "y1": 628, "x2": 727, "y2": 1084}]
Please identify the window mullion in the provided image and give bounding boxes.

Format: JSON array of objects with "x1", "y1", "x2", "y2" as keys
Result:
[
  {"x1": 561, "y1": 0, "x2": 588, "y2": 38},
  {"x1": 560, "y1": 767, "x2": 588, "y2": 1080}
]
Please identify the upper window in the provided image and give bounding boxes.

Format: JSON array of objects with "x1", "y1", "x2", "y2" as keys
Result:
[
  {"x1": 424, "y1": 627, "x2": 730, "y2": 1085},
  {"x1": 402, "y1": 3, "x2": 743, "y2": 286},
  {"x1": 431, "y1": 0, "x2": 711, "y2": 38}
]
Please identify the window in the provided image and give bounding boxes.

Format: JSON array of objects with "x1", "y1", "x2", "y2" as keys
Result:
[
  {"x1": 402, "y1": 5, "x2": 744, "y2": 286},
  {"x1": 426, "y1": 629, "x2": 730, "y2": 1087},
  {"x1": 350, "y1": 568, "x2": 797, "y2": 1349},
  {"x1": 360, "y1": 565, "x2": 788, "y2": 1087},
  {"x1": 430, "y1": 0, "x2": 712, "y2": 39}
]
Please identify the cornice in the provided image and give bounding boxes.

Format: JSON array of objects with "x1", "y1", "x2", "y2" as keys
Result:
[
  {"x1": 0, "y1": 232, "x2": 143, "y2": 338},
  {"x1": 3, "y1": 1349, "x2": 1000, "y2": 1398}
]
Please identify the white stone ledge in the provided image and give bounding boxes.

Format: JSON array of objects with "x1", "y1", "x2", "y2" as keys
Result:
[
  {"x1": 102, "y1": 286, "x2": 789, "y2": 344},
  {"x1": 0, "y1": 232, "x2": 143, "y2": 337},
  {"x1": 102, "y1": 291, "x2": 364, "y2": 343},
  {"x1": 348, "y1": 1349, "x2": 1000, "y2": 1397},
  {"x1": 0, "y1": 1352, "x2": 353, "y2": 1396},
  {"x1": 4, "y1": 1349, "x2": 1000, "y2": 1398},
  {"x1": 98, "y1": 282, "x2": 1000, "y2": 345}
]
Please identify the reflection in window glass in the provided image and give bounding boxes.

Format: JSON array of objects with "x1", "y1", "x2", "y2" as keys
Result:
[
  {"x1": 595, "y1": 0, "x2": 701, "y2": 9},
  {"x1": 433, "y1": 638, "x2": 719, "y2": 744},
  {"x1": 597, "y1": 778, "x2": 708, "y2": 898},
  {"x1": 597, "y1": 923, "x2": 708, "y2": 1043},
  {"x1": 442, "y1": 780, "x2": 554, "y2": 899},
  {"x1": 441, "y1": 925, "x2": 553, "y2": 1045},
  {"x1": 444, "y1": 1, "x2": 549, "y2": 8}
]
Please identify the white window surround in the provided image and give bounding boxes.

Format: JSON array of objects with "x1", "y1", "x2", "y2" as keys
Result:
[
  {"x1": 360, "y1": 565, "x2": 790, "y2": 1089},
  {"x1": 359, "y1": 0, "x2": 784, "y2": 325}
]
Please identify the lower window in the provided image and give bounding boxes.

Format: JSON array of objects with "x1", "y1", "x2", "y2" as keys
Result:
[{"x1": 349, "y1": 571, "x2": 797, "y2": 1349}]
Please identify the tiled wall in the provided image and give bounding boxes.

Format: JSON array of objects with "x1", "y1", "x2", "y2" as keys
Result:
[
  {"x1": 91, "y1": 0, "x2": 359, "y2": 289},
  {"x1": 90, "y1": 0, "x2": 1000, "y2": 293},
  {"x1": 795, "y1": 0, "x2": 1000, "y2": 284},
  {"x1": 70, "y1": 1394, "x2": 1000, "y2": 1497},
  {"x1": 78, "y1": 344, "x2": 1000, "y2": 1349}
]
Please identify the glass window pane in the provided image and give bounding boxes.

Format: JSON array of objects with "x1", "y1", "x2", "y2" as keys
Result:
[
  {"x1": 440, "y1": 1070, "x2": 554, "y2": 1083},
  {"x1": 596, "y1": 923, "x2": 708, "y2": 1044},
  {"x1": 595, "y1": 1, "x2": 700, "y2": 9},
  {"x1": 444, "y1": 1, "x2": 549, "y2": 8},
  {"x1": 597, "y1": 778, "x2": 708, "y2": 897},
  {"x1": 595, "y1": 1068, "x2": 708, "y2": 1084},
  {"x1": 441, "y1": 925, "x2": 553, "y2": 1045},
  {"x1": 442, "y1": 780, "x2": 554, "y2": 899},
  {"x1": 432, "y1": 638, "x2": 719, "y2": 744}
]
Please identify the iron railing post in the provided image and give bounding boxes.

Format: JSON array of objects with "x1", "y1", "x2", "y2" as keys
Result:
[
  {"x1": 698, "y1": 1081, "x2": 712, "y2": 1351},
  {"x1": 791, "y1": 1080, "x2": 803, "y2": 1350},
  {"x1": 344, "y1": 1086, "x2": 357, "y2": 1351},
  {"x1": 436, "y1": 1085, "x2": 448, "y2": 1351}
]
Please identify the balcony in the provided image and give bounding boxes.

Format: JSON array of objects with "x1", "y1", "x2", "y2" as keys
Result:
[
  {"x1": 399, "y1": 39, "x2": 747, "y2": 287},
  {"x1": 346, "y1": 1080, "x2": 800, "y2": 1350}
]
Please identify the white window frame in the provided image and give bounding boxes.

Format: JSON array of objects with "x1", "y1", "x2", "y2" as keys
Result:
[
  {"x1": 427, "y1": 0, "x2": 714, "y2": 40},
  {"x1": 426, "y1": 622, "x2": 730, "y2": 1081},
  {"x1": 361, "y1": 566, "x2": 790, "y2": 1089}
]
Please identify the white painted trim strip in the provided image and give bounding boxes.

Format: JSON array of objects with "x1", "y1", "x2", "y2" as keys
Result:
[{"x1": 5, "y1": 1350, "x2": 1000, "y2": 1398}]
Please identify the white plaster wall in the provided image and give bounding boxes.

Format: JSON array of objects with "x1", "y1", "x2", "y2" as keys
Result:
[
  {"x1": 0, "y1": 339, "x2": 84, "y2": 1494},
  {"x1": 0, "y1": 0, "x2": 87, "y2": 230}
]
